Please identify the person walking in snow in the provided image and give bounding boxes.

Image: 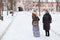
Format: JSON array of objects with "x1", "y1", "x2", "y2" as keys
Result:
[
  {"x1": 42, "y1": 10, "x2": 52, "y2": 37},
  {"x1": 32, "y1": 12, "x2": 40, "y2": 37}
]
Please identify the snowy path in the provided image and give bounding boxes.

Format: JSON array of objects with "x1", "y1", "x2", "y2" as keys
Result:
[
  {"x1": 0, "y1": 11, "x2": 13, "y2": 36},
  {"x1": 0, "y1": 11, "x2": 60, "y2": 40}
]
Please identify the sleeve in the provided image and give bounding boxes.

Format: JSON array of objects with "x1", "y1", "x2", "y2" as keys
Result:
[
  {"x1": 38, "y1": 17, "x2": 40, "y2": 21},
  {"x1": 43, "y1": 16, "x2": 44, "y2": 23},
  {"x1": 49, "y1": 15, "x2": 52, "y2": 23}
]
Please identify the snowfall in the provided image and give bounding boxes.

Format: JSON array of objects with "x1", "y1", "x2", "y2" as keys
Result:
[{"x1": 0, "y1": 11, "x2": 60, "y2": 40}]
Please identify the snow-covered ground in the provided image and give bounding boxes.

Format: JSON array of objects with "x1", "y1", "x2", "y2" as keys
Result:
[
  {"x1": 0, "y1": 11, "x2": 60, "y2": 40},
  {"x1": 0, "y1": 11, "x2": 17, "y2": 38}
]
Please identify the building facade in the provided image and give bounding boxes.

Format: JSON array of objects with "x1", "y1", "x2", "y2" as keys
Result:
[{"x1": 1, "y1": 0, "x2": 60, "y2": 12}]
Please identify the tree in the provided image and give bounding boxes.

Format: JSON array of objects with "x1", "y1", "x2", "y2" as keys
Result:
[
  {"x1": 8, "y1": 0, "x2": 14, "y2": 10},
  {"x1": 0, "y1": 0, "x2": 2, "y2": 16}
]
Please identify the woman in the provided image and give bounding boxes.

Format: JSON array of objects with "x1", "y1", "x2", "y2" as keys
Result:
[
  {"x1": 43, "y1": 10, "x2": 52, "y2": 37},
  {"x1": 32, "y1": 12, "x2": 40, "y2": 37}
]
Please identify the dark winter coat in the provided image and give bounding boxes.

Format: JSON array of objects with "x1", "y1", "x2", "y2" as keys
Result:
[
  {"x1": 43, "y1": 12, "x2": 52, "y2": 31},
  {"x1": 18, "y1": 7, "x2": 23, "y2": 11},
  {"x1": 32, "y1": 13, "x2": 40, "y2": 25}
]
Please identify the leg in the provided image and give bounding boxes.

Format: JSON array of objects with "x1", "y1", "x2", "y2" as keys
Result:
[
  {"x1": 45, "y1": 30, "x2": 47, "y2": 36},
  {"x1": 33, "y1": 25, "x2": 40, "y2": 37},
  {"x1": 47, "y1": 30, "x2": 50, "y2": 36}
]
